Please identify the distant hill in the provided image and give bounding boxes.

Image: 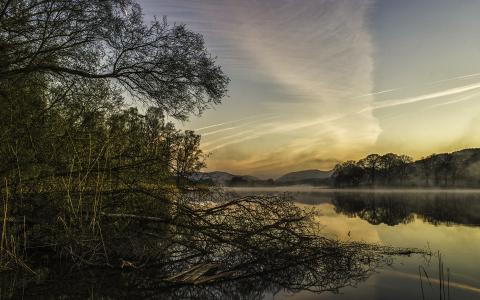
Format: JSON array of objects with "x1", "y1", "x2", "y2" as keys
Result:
[
  {"x1": 194, "y1": 148, "x2": 480, "y2": 188},
  {"x1": 192, "y1": 169, "x2": 332, "y2": 187},
  {"x1": 193, "y1": 171, "x2": 260, "y2": 185},
  {"x1": 276, "y1": 169, "x2": 332, "y2": 183},
  {"x1": 411, "y1": 148, "x2": 480, "y2": 186}
]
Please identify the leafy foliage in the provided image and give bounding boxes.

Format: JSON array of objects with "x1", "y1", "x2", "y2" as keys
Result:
[{"x1": 0, "y1": 0, "x2": 226, "y2": 268}]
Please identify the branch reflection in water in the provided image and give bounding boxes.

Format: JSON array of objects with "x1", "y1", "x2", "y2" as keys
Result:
[{"x1": 0, "y1": 193, "x2": 422, "y2": 299}]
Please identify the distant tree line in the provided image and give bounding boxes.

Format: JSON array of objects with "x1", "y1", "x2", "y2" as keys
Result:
[
  {"x1": 225, "y1": 177, "x2": 331, "y2": 187},
  {"x1": 332, "y1": 150, "x2": 480, "y2": 187},
  {"x1": 227, "y1": 176, "x2": 275, "y2": 187}
]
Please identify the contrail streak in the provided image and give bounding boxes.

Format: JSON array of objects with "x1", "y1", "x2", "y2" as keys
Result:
[
  {"x1": 357, "y1": 89, "x2": 398, "y2": 98},
  {"x1": 202, "y1": 129, "x2": 256, "y2": 148},
  {"x1": 361, "y1": 81, "x2": 480, "y2": 112},
  {"x1": 202, "y1": 115, "x2": 280, "y2": 136},
  {"x1": 203, "y1": 118, "x2": 280, "y2": 151},
  {"x1": 428, "y1": 91, "x2": 480, "y2": 109},
  {"x1": 357, "y1": 71, "x2": 480, "y2": 98},
  {"x1": 202, "y1": 127, "x2": 237, "y2": 136},
  {"x1": 195, "y1": 113, "x2": 274, "y2": 131},
  {"x1": 204, "y1": 115, "x2": 349, "y2": 152},
  {"x1": 204, "y1": 133, "x2": 263, "y2": 152},
  {"x1": 206, "y1": 78, "x2": 480, "y2": 152},
  {"x1": 431, "y1": 72, "x2": 480, "y2": 85}
]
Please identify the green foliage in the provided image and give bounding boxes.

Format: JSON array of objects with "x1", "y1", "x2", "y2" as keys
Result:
[
  {"x1": 0, "y1": 77, "x2": 208, "y2": 264},
  {"x1": 0, "y1": 0, "x2": 228, "y2": 268}
]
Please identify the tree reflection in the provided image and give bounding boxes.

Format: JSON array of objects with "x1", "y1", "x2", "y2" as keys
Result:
[
  {"x1": 0, "y1": 243, "x2": 408, "y2": 300},
  {"x1": 331, "y1": 192, "x2": 480, "y2": 226},
  {"x1": 0, "y1": 194, "x2": 419, "y2": 299}
]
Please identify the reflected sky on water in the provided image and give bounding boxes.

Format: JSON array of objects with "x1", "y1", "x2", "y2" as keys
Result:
[
  {"x1": 229, "y1": 187, "x2": 480, "y2": 300},
  {"x1": 2, "y1": 188, "x2": 480, "y2": 299}
]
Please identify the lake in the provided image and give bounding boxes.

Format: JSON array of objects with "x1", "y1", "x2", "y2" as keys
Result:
[
  {"x1": 2, "y1": 187, "x2": 480, "y2": 299},
  {"x1": 229, "y1": 187, "x2": 480, "y2": 300}
]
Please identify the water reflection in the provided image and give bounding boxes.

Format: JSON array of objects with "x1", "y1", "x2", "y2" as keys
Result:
[
  {"x1": 0, "y1": 193, "x2": 414, "y2": 300},
  {"x1": 3, "y1": 189, "x2": 480, "y2": 299},
  {"x1": 332, "y1": 194, "x2": 413, "y2": 226},
  {"x1": 229, "y1": 188, "x2": 480, "y2": 299},
  {"x1": 0, "y1": 241, "x2": 405, "y2": 300},
  {"x1": 302, "y1": 191, "x2": 480, "y2": 227},
  {"x1": 230, "y1": 188, "x2": 480, "y2": 227}
]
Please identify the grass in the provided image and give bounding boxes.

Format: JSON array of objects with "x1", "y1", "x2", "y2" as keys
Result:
[
  {"x1": 0, "y1": 179, "x2": 32, "y2": 273},
  {"x1": 419, "y1": 251, "x2": 451, "y2": 300},
  {"x1": 0, "y1": 191, "x2": 427, "y2": 298}
]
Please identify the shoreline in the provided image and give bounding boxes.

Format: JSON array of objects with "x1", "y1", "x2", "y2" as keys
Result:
[{"x1": 226, "y1": 186, "x2": 480, "y2": 193}]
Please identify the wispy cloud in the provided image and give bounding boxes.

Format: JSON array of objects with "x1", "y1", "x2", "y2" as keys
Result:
[
  {"x1": 356, "y1": 71, "x2": 480, "y2": 99},
  {"x1": 140, "y1": 0, "x2": 480, "y2": 177},
  {"x1": 430, "y1": 72, "x2": 480, "y2": 85},
  {"x1": 428, "y1": 91, "x2": 480, "y2": 109},
  {"x1": 195, "y1": 113, "x2": 273, "y2": 132},
  {"x1": 204, "y1": 77, "x2": 480, "y2": 162},
  {"x1": 201, "y1": 127, "x2": 237, "y2": 136},
  {"x1": 145, "y1": 0, "x2": 379, "y2": 177},
  {"x1": 202, "y1": 118, "x2": 281, "y2": 151},
  {"x1": 199, "y1": 0, "x2": 380, "y2": 176},
  {"x1": 202, "y1": 129, "x2": 256, "y2": 149},
  {"x1": 201, "y1": 115, "x2": 279, "y2": 136},
  {"x1": 364, "y1": 81, "x2": 480, "y2": 112},
  {"x1": 202, "y1": 114, "x2": 347, "y2": 152},
  {"x1": 357, "y1": 88, "x2": 399, "y2": 98}
]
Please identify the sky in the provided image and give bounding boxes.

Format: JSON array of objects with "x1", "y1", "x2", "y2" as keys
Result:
[{"x1": 138, "y1": 0, "x2": 480, "y2": 178}]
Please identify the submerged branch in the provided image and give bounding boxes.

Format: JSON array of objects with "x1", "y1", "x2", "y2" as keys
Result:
[{"x1": 1, "y1": 191, "x2": 428, "y2": 299}]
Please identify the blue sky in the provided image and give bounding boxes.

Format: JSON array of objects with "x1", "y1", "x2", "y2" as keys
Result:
[{"x1": 138, "y1": 0, "x2": 480, "y2": 178}]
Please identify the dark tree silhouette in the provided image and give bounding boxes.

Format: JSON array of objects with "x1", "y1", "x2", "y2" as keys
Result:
[
  {"x1": 0, "y1": 0, "x2": 229, "y2": 120},
  {"x1": 332, "y1": 161, "x2": 365, "y2": 186},
  {"x1": 358, "y1": 154, "x2": 381, "y2": 185},
  {"x1": 396, "y1": 154, "x2": 413, "y2": 184},
  {"x1": 377, "y1": 153, "x2": 400, "y2": 184},
  {"x1": 419, "y1": 154, "x2": 435, "y2": 186}
]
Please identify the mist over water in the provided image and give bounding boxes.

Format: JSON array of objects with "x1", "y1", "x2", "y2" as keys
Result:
[{"x1": 230, "y1": 187, "x2": 480, "y2": 300}]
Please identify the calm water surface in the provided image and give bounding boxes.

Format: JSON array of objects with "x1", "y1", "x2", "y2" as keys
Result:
[
  {"x1": 229, "y1": 187, "x2": 480, "y2": 300},
  {"x1": 3, "y1": 187, "x2": 480, "y2": 299}
]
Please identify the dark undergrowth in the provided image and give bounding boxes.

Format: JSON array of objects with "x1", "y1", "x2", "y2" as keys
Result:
[{"x1": 1, "y1": 191, "x2": 426, "y2": 299}]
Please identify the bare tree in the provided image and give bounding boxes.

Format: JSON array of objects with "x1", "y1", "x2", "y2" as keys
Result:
[{"x1": 0, "y1": 0, "x2": 229, "y2": 120}]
